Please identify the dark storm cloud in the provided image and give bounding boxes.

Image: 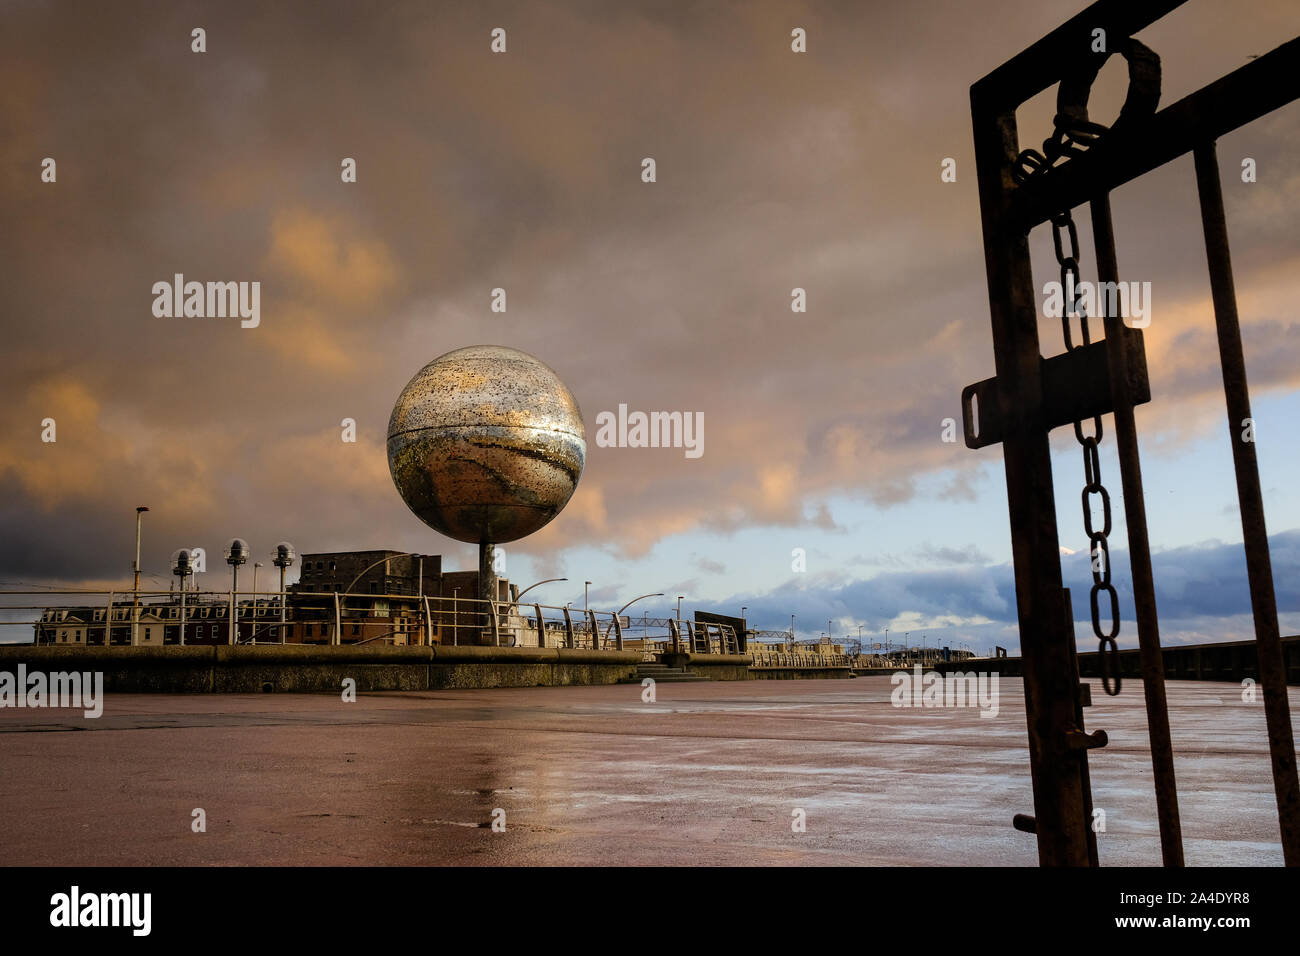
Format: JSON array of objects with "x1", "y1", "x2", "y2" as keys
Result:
[{"x1": 0, "y1": 0, "x2": 1297, "y2": 587}]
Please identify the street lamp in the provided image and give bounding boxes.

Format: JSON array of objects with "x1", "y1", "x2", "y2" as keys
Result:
[
  {"x1": 253, "y1": 562, "x2": 263, "y2": 596},
  {"x1": 273, "y1": 542, "x2": 295, "y2": 644},
  {"x1": 676, "y1": 596, "x2": 684, "y2": 625},
  {"x1": 585, "y1": 581, "x2": 592, "y2": 613},
  {"x1": 131, "y1": 506, "x2": 149, "y2": 646},
  {"x1": 225, "y1": 538, "x2": 249, "y2": 644},
  {"x1": 610, "y1": 592, "x2": 664, "y2": 641},
  {"x1": 515, "y1": 577, "x2": 568, "y2": 602},
  {"x1": 171, "y1": 549, "x2": 193, "y2": 646},
  {"x1": 342, "y1": 551, "x2": 424, "y2": 596}
]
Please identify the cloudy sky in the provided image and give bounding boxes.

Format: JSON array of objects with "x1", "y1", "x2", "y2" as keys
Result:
[{"x1": 2, "y1": 0, "x2": 1298, "y2": 651}]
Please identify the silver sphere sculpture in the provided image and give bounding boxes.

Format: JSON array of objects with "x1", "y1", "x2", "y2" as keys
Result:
[{"x1": 387, "y1": 345, "x2": 586, "y2": 544}]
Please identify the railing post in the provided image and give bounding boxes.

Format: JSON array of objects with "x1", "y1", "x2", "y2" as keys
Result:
[
  {"x1": 612, "y1": 613, "x2": 623, "y2": 651},
  {"x1": 490, "y1": 600, "x2": 501, "y2": 646},
  {"x1": 586, "y1": 609, "x2": 599, "y2": 650},
  {"x1": 333, "y1": 592, "x2": 341, "y2": 646},
  {"x1": 423, "y1": 595, "x2": 433, "y2": 646},
  {"x1": 534, "y1": 603, "x2": 545, "y2": 648},
  {"x1": 562, "y1": 606, "x2": 575, "y2": 649}
]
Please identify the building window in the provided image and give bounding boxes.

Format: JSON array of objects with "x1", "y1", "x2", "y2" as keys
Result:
[
  {"x1": 329, "y1": 561, "x2": 336, "y2": 572},
  {"x1": 145, "y1": 628, "x2": 151, "y2": 640}
]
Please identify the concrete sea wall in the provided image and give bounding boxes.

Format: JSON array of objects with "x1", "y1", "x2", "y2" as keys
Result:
[{"x1": 0, "y1": 644, "x2": 641, "y2": 693}]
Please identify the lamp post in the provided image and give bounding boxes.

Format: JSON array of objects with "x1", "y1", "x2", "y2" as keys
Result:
[
  {"x1": 511, "y1": 577, "x2": 568, "y2": 636},
  {"x1": 253, "y1": 562, "x2": 263, "y2": 596},
  {"x1": 516, "y1": 577, "x2": 568, "y2": 602},
  {"x1": 131, "y1": 506, "x2": 149, "y2": 646},
  {"x1": 226, "y1": 539, "x2": 248, "y2": 644},
  {"x1": 341, "y1": 551, "x2": 425, "y2": 596},
  {"x1": 172, "y1": 549, "x2": 192, "y2": 646},
  {"x1": 676, "y1": 596, "x2": 684, "y2": 626},
  {"x1": 273, "y1": 542, "x2": 295, "y2": 644},
  {"x1": 584, "y1": 581, "x2": 591, "y2": 613},
  {"x1": 617, "y1": 593, "x2": 664, "y2": 619},
  {"x1": 611, "y1": 592, "x2": 664, "y2": 643}
]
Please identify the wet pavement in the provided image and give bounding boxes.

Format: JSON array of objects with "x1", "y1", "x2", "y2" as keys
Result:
[{"x1": 0, "y1": 677, "x2": 1293, "y2": 866}]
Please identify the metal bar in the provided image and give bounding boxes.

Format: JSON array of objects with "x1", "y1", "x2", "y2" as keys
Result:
[
  {"x1": 1009, "y1": 37, "x2": 1300, "y2": 232},
  {"x1": 963, "y1": 336, "x2": 1150, "y2": 448},
  {"x1": 972, "y1": 93, "x2": 1093, "y2": 865},
  {"x1": 423, "y1": 595, "x2": 432, "y2": 646},
  {"x1": 971, "y1": 0, "x2": 1182, "y2": 112},
  {"x1": 562, "y1": 606, "x2": 575, "y2": 649},
  {"x1": 534, "y1": 603, "x2": 545, "y2": 648},
  {"x1": 1091, "y1": 193, "x2": 1184, "y2": 866},
  {"x1": 1194, "y1": 141, "x2": 1300, "y2": 865}
]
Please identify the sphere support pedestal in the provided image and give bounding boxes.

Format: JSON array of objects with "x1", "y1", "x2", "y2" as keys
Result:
[{"x1": 479, "y1": 542, "x2": 499, "y2": 644}]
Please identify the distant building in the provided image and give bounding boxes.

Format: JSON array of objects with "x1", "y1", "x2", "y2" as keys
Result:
[
  {"x1": 292, "y1": 550, "x2": 436, "y2": 597},
  {"x1": 34, "y1": 599, "x2": 284, "y2": 646},
  {"x1": 33, "y1": 548, "x2": 520, "y2": 647}
]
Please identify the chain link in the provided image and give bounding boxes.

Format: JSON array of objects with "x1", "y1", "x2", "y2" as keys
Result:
[{"x1": 1023, "y1": 135, "x2": 1123, "y2": 696}]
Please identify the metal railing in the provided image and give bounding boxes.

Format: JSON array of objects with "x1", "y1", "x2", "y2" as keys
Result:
[
  {"x1": 5, "y1": 589, "x2": 774, "y2": 664},
  {"x1": 1, "y1": 588, "x2": 635, "y2": 651},
  {"x1": 748, "y1": 647, "x2": 853, "y2": 669}
]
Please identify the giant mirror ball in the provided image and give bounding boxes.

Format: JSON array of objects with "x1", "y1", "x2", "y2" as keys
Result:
[{"x1": 386, "y1": 345, "x2": 587, "y2": 544}]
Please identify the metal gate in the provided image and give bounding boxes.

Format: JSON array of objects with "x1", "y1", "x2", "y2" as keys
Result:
[{"x1": 961, "y1": 0, "x2": 1300, "y2": 866}]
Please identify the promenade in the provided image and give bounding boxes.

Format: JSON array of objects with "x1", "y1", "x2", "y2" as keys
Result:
[{"x1": 0, "y1": 677, "x2": 1291, "y2": 866}]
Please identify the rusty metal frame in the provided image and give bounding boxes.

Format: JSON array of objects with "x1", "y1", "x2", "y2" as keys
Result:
[{"x1": 964, "y1": 0, "x2": 1300, "y2": 865}]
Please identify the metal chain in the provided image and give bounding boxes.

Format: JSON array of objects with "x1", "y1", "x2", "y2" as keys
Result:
[{"x1": 1019, "y1": 127, "x2": 1124, "y2": 696}]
